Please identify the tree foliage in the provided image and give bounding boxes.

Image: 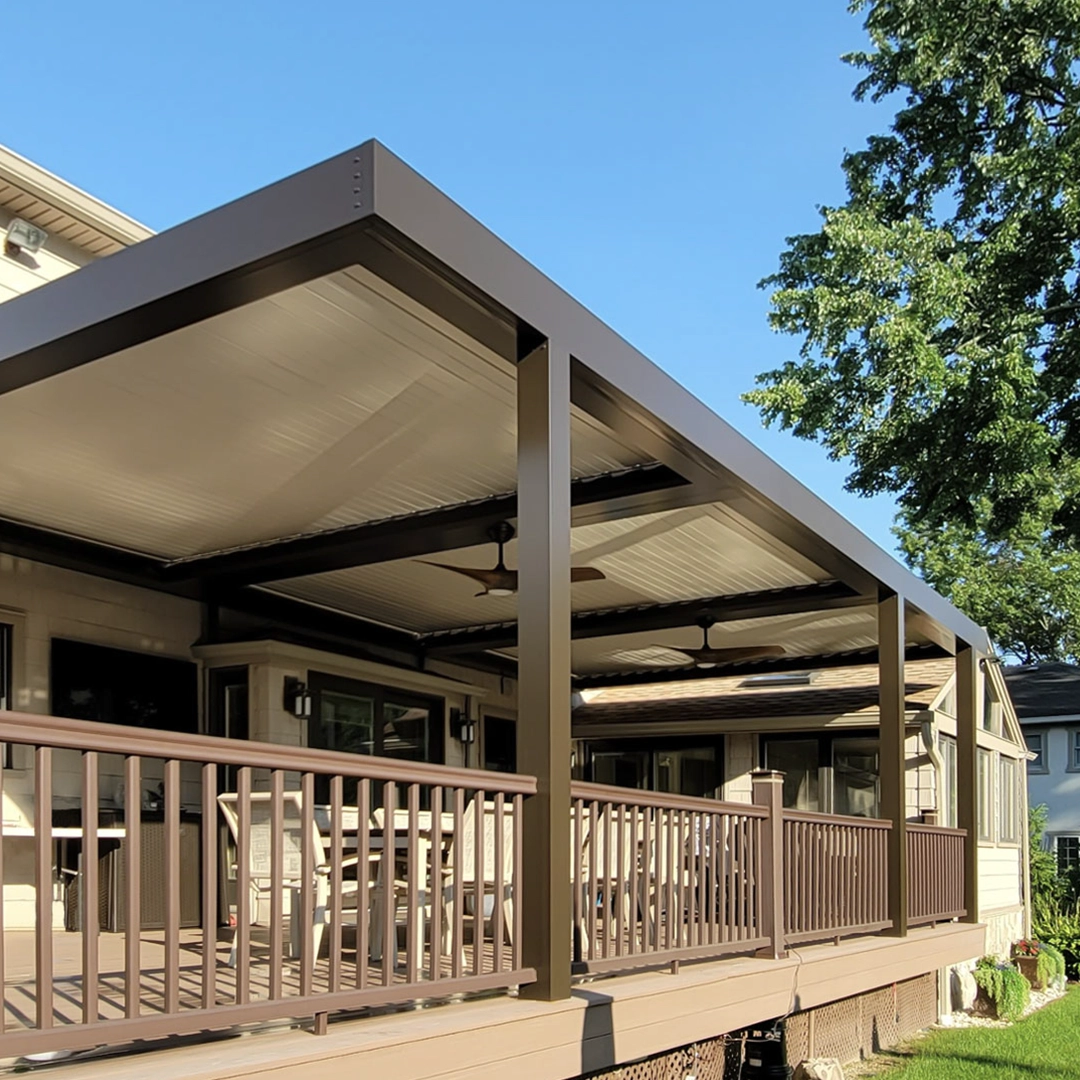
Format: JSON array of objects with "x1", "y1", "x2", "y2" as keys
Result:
[{"x1": 744, "y1": 0, "x2": 1080, "y2": 656}]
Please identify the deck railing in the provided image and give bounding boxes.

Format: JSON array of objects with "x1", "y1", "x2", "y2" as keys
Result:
[
  {"x1": 569, "y1": 782, "x2": 770, "y2": 972},
  {"x1": 907, "y1": 823, "x2": 967, "y2": 925},
  {"x1": 782, "y1": 811, "x2": 892, "y2": 945},
  {"x1": 0, "y1": 710, "x2": 536, "y2": 1060}
]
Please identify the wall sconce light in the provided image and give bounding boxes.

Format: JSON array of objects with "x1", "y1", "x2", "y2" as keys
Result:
[
  {"x1": 450, "y1": 707, "x2": 475, "y2": 744},
  {"x1": 4, "y1": 218, "x2": 47, "y2": 257},
  {"x1": 284, "y1": 676, "x2": 313, "y2": 719}
]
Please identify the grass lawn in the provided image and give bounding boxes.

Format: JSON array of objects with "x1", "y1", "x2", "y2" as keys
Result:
[{"x1": 863, "y1": 986, "x2": 1080, "y2": 1079}]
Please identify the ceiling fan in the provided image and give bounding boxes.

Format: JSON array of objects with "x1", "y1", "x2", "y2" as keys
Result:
[
  {"x1": 418, "y1": 522, "x2": 606, "y2": 597},
  {"x1": 655, "y1": 617, "x2": 786, "y2": 670}
]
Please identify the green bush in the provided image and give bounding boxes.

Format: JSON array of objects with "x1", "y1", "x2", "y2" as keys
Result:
[
  {"x1": 1038, "y1": 941, "x2": 1067, "y2": 988},
  {"x1": 973, "y1": 956, "x2": 1030, "y2": 1020},
  {"x1": 1032, "y1": 894, "x2": 1080, "y2": 979}
]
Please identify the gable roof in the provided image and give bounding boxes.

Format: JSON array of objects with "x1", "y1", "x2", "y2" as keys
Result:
[
  {"x1": 1003, "y1": 662, "x2": 1080, "y2": 720},
  {"x1": 574, "y1": 657, "x2": 955, "y2": 729}
]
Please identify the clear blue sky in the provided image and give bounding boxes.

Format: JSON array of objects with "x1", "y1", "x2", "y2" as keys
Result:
[{"x1": 7, "y1": 0, "x2": 900, "y2": 552}]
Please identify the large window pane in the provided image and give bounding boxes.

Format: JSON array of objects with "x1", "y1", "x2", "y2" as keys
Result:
[
  {"x1": 764, "y1": 738, "x2": 820, "y2": 812},
  {"x1": 312, "y1": 690, "x2": 376, "y2": 756},
  {"x1": 832, "y1": 737, "x2": 879, "y2": 817},
  {"x1": 938, "y1": 734, "x2": 957, "y2": 828},
  {"x1": 999, "y1": 756, "x2": 1019, "y2": 842},
  {"x1": 381, "y1": 699, "x2": 432, "y2": 761},
  {"x1": 484, "y1": 716, "x2": 517, "y2": 774},
  {"x1": 977, "y1": 748, "x2": 993, "y2": 841},
  {"x1": 592, "y1": 749, "x2": 650, "y2": 790}
]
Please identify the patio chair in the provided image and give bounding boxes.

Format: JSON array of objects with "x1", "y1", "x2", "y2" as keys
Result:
[
  {"x1": 218, "y1": 790, "x2": 364, "y2": 967},
  {"x1": 440, "y1": 799, "x2": 515, "y2": 971}
]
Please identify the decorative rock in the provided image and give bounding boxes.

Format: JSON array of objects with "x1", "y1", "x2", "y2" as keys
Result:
[{"x1": 795, "y1": 1059, "x2": 845, "y2": 1080}]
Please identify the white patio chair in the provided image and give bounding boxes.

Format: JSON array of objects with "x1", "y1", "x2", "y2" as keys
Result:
[{"x1": 218, "y1": 789, "x2": 363, "y2": 968}]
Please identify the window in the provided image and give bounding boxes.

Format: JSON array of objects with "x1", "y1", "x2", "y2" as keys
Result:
[
  {"x1": 584, "y1": 737, "x2": 721, "y2": 798},
  {"x1": 1058, "y1": 835, "x2": 1080, "y2": 874},
  {"x1": 982, "y1": 681, "x2": 1003, "y2": 734},
  {"x1": 483, "y1": 715, "x2": 517, "y2": 774},
  {"x1": 1025, "y1": 731, "x2": 1047, "y2": 773},
  {"x1": 764, "y1": 738, "x2": 821, "y2": 812},
  {"x1": 938, "y1": 734, "x2": 958, "y2": 828},
  {"x1": 977, "y1": 748, "x2": 994, "y2": 841},
  {"x1": 1072, "y1": 731, "x2": 1080, "y2": 771},
  {"x1": 832, "y1": 737, "x2": 880, "y2": 818},
  {"x1": 999, "y1": 756, "x2": 1019, "y2": 843},
  {"x1": 51, "y1": 638, "x2": 197, "y2": 733}
]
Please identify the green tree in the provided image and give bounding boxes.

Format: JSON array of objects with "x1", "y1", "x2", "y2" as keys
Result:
[
  {"x1": 744, "y1": 0, "x2": 1080, "y2": 656},
  {"x1": 897, "y1": 516, "x2": 1080, "y2": 662}
]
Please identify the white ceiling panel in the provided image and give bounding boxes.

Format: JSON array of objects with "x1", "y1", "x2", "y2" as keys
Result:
[
  {"x1": 0, "y1": 264, "x2": 646, "y2": 558},
  {"x1": 265, "y1": 504, "x2": 830, "y2": 634}
]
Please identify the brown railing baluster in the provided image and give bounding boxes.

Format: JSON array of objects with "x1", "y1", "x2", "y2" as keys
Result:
[
  {"x1": 588, "y1": 800, "x2": 598, "y2": 961},
  {"x1": 164, "y1": 758, "x2": 181, "y2": 1015},
  {"x1": 329, "y1": 775, "x2": 344, "y2": 993},
  {"x1": 430, "y1": 785, "x2": 444, "y2": 982},
  {"x1": 572, "y1": 798, "x2": 583, "y2": 963},
  {"x1": 451, "y1": 786, "x2": 463, "y2": 979},
  {"x1": 406, "y1": 782, "x2": 420, "y2": 983},
  {"x1": 35, "y1": 746, "x2": 53, "y2": 1030},
  {"x1": 299, "y1": 772, "x2": 315, "y2": 998},
  {"x1": 493, "y1": 791, "x2": 505, "y2": 972},
  {"x1": 269, "y1": 770, "x2": 284, "y2": 1000},
  {"x1": 513, "y1": 793, "x2": 524, "y2": 971},
  {"x1": 123, "y1": 753, "x2": 141, "y2": 1019},
  {"x1": 357, "y1": 778, "x2": 370, "y2": 990},
  {"x1": 81, "y1": 751, "x2": 99, "y2": 1026},
  {"x1": 381, "y1": 780, "x2": 396, "y2": 986},
  {"x1": 601, "y1": 804, "x2": 612, "y2": 959},
  {"x1": 234, "y1": 766, "x2": 251, "y2": 1005},
  {"x1": 472, "y1": 789, "x2": 484, "y2": 976},
  {"x1": 201, "y1": 762, "x2": 218, "y2": 1010}
]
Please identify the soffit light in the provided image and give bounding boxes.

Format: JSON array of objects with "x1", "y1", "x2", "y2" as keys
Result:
[{"x1": 4, "y1": 218, "x2": 47, "y2": 257}]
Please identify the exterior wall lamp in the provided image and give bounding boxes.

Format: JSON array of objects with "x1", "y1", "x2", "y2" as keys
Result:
[
  {"x1": 4, "y1": 218, "x2": 47, "y2": 258},
  {"x1": 283, "y1": 676, "x2": 313, "y2": 720}
]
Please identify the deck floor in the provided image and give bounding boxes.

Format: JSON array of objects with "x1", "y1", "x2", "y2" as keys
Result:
[{"x1": 2, "y1": 924, "x2": 507, "y2": 1033}]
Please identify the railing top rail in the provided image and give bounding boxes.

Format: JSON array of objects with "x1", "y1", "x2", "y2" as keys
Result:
[
  {"x1": 782, "y1": 809, "x2": 892, "y2": 829},
  {"x1": 569, "y1": 780, "x2": 768, "y2": 817},
  {"x1": 0, "y1": 709, "x2": 538, "y2": 794},
  {"x1": 907, "y1": 822, "x2": 968, "y2": 837}
]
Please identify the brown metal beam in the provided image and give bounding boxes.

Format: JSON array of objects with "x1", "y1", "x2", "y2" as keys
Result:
[
  {"x1": 878, "y1": 592, "x2": 908, "y2": 937},
  {"x1": 162, "y1": 464, "x2": 687, "y2": 587},
  {"x1": 516, "y1": 338, "x2": 572, "y2": 1002},
  {"x1": 956, "y1": 644, "x2": 980, "y2": 923},
  {"x1": 423, "y1": 580, "x2": 867, "y2": 656},
  {"x1": 574, "y1": 642, "x2": 947, "y2": 689}
]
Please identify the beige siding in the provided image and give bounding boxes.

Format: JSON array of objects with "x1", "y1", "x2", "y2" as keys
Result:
[
  {"x1": 906, "y1": 730, "x2": 937, "y2": 820},
  {"x1": 723, "y1": 732, "x2": 756, "y2": 804},
  {"x1": 978, "y1": 844, "x2": 1024, "y2": 913}
]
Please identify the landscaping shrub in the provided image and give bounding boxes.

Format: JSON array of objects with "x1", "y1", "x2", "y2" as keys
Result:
[
  {"x1": 1013, "y1": 938, "x2": 1067, "y2": 989},
  {"x1": 1031, "y1": 894, "x2": 1080, "y2": 980},
  {"x1": 973, "y1": 956, "x2": 1030, "y2": 1020}
]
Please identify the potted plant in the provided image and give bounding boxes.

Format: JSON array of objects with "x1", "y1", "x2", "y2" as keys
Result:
[
  {"x1": 972, "y1": 956, "x2": 1030, "y2": 1020},
  {"x1": 1012, "y1": 939, "x2": 1066, "y2": 991}
]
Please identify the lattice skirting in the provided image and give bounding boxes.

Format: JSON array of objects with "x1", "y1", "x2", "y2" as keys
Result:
[
  {"x1": 582, "y1": 973, "x2": 937, "y2": 1079},
  {"x1": 784, "y1": 972, "x2": 938, "y2": 1066}
]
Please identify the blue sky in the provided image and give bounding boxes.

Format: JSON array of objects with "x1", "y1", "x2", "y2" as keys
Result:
[{"x1": 8, "y1": 0, "x2": 899, "y2": 551}]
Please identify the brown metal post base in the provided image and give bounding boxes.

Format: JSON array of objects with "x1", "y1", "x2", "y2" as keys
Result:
[
  {"x1": 755, "y1": 946, "x2": 789, "y2": 960},
  {"x1": 312, "y1": 1011, "x2": 329, "y2": 1036}
]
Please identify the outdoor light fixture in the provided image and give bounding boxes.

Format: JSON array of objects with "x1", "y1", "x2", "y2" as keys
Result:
[
  {"x1": 4, "y1": 218, "x2": 47, "y2": 257},
  {"x1": 283, "y1": 677, "x2": 313, "y2": 720},
  {"x1": 450, "y1": 708, "x2": 476, "y2": 744}
]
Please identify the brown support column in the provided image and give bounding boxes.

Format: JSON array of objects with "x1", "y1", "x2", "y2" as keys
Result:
[
  {"x1": 879, "y1": 593, "x2": 907, "y2": 936},
  {"x1": 956, "y1": 643, "x2": 979, "y2": 923},
  {"x1": 517, "y1": 338, "x2": 573, "y2": 1001},
  {"x1": 752, "y1": 770, "x2": 787, "y2": 959}
]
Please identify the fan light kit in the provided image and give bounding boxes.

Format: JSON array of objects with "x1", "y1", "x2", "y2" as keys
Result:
[
  {"x1": 418, "y1": 522, "x2": 606, "y2": 597},
  {"x1": 655, "y1": 616, "x2": 786, "y2": 670}
]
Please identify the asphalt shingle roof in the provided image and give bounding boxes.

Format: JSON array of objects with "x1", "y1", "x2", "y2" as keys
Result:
[
  {"x1": 1003, "y1": 662, "x2": 1080, "y2": 720},
  {"x1": 574, "y1": 658, "x2": 955, "y2": 728}
]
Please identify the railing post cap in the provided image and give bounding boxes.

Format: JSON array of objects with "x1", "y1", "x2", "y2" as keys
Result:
[{"x1": 750, "y1": 769, "x2": 785, "y2": 782}]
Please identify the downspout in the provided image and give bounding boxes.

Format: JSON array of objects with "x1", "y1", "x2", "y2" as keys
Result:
[{"x1": 921, "y1": 713, "x2": 945, "y2": 820}]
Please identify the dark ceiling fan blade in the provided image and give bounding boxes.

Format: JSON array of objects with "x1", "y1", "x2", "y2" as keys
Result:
[
  {"x1": 570, "y1": 566, "x2": 606, "y2": 583},
  {"x1": 415, "y1": 561, "x2": 515, "y2": 590},
  {"x1": 653, "y1": 643, "x2": 786, "y2": 667}
]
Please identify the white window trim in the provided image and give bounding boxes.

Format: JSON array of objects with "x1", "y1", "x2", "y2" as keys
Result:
[
  {"x1": 1069, "y1": 730, "x2": 1080, "y2": 773},
  {"x1": 1024, "y1": 729, "x2": 1049, "y2": 774}
]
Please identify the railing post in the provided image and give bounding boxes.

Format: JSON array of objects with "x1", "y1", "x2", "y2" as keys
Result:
[
  {"x1": 517, "y1": 337, "x2": 573, "y2": 1001},
  {"x1": 879, "y1": 593, "x2": 908, "y2": 936},
  {"x1": 752, "y1": 770, "x2": 786, "y2": 960}
]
